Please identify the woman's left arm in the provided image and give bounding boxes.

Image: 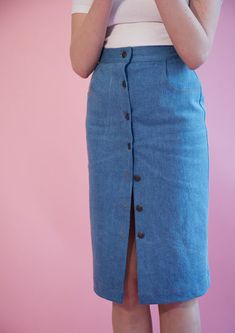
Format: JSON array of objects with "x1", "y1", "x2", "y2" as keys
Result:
[{"x1": 154, "y1": 0, "x2": 223, "y2": 69}]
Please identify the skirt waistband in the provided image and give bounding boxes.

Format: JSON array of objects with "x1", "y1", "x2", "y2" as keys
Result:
[{"x1": 98, "y1": 45, "x2": 179, "y2": 64}]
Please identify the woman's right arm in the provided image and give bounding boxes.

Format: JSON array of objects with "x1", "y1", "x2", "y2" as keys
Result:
[{"x1": 70, "y1": 0, "x2": 112, "y2": 78}]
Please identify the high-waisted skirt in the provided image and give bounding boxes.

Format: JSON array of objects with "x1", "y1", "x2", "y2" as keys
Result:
[{"x1": 85, "y1": 45, "x2": 210, "y2": 304}]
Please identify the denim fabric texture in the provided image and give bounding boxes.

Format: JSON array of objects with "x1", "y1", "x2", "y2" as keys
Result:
[{"x1": 85, "y1": 45, "x2": 210, "y2": 304}]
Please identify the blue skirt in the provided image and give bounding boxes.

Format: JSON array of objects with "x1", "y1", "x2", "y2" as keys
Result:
[{"x1": 85, "y1": 45, "x2": 210, "y2": 304}]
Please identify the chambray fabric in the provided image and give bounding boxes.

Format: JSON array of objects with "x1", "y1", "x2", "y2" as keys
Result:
[{"x1": 85, "y1": 45, "x2": 211, "y2": 304}]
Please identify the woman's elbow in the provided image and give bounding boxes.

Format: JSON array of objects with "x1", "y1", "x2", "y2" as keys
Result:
[
  {"x1": 70, "y1": 55, "x2": 91, "y2": 78},
  {"x1": 187, "y1": 55, "x2": 208, "y2": 70},
  {"x1": 72, "y1": 63, "x2": 90, "y2": 78},
  {"x1": 186, "y1": 46, "x2": 210, "y2": 70},
  {"x1": 70, "y1": 47, "x2": 91, "y2": 78}
]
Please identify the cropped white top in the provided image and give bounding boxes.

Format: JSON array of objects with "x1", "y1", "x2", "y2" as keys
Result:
[{"x1": 71, "y1": 0, "x2": 190, "y2": 48}]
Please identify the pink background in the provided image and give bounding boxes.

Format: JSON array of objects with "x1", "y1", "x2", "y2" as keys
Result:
[{"x1": 0, "y1": 1, "x2": 234, "y2": 332}]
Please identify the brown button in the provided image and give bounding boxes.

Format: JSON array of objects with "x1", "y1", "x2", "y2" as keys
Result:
[
  {"x1": 122, "y1": 80, "x2": 126, "y2": 88},
  {"x1": 124, "y1": 112, "x2": 130, "y2": 120},
  {"x1": 121, "y1": 50, "x2": 127, "y2": 58},
  {"x1": 136, "y1": 204, "x2": 143, "y2": 212},
  {"x1": 127, "y1": 142, "x2": 131, "y2": 150},
  {"x1": 134, "y1": 175, "x2": 141, "y2": 181},
  {"x1": 137, "y1": 231, "x2": 145, "y2": 239}
]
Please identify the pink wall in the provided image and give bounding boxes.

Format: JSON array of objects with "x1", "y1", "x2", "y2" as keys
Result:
[{"x1": 0, "y1": 1, "x2": 234, "y2": 332}]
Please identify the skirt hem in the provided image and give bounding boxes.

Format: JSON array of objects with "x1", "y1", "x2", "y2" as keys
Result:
[{"x1": 93, "y1": 278, "x2": 211, "y2": 305}]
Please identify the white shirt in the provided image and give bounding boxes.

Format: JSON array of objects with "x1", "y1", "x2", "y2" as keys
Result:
[{"x1": 71, "y1": 0, "x2": 190, "y2": 47}]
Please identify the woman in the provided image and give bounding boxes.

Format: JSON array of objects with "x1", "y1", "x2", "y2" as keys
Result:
[{"x1": 70, "y1": 1, "x2": 223, "y2": 332}]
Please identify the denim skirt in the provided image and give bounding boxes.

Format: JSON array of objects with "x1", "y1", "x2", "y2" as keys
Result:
[{"x1": 85, "y1": 45, "x2": 210, "y2": 304}]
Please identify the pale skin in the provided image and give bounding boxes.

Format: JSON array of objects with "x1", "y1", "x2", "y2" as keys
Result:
[
  {"x1": 70, "y1": 0, "x2": 223, "y2": 77},
  {"x1": 70, "y1": 1, "x2": 223, "y2": 332}
]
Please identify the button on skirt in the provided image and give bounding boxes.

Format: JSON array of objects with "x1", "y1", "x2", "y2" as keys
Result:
[{"x1": 85, "y1": 45, "x2": 211, "y2": 304}]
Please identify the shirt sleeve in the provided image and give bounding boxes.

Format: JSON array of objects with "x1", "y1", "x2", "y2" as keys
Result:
[{"x1": 71, "y1": 0, "x2": 93, "y2": 13}]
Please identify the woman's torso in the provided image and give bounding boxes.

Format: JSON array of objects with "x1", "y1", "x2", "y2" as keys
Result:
[{"x1": 72, "y1": 0, "x2": 190, "y2": 47}]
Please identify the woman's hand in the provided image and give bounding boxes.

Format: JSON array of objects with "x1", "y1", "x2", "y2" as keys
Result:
[
  {"x1": 154, "y1": 0, "x2": 223, "y2": 69},
  {"x1": 70, "y1": 0, "x2": 113, "y2": 78}
]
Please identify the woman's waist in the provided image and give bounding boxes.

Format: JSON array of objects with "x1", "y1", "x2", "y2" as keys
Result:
[{"x1": 104, "y1": 22, "x2": 173, "y2": 48}]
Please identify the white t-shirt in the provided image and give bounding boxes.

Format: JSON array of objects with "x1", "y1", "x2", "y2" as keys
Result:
[{"x1": 71, "y1": 0, "x2": 190, "y2": 47}]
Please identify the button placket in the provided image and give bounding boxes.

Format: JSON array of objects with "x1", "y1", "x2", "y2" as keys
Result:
[
  {"x1": 134, "y1": 172, "x2": 143, "y2": 237},
  {"x1": 121, "y1": 49, "x2": 141, "y2": 238},
  {"x1": 120, "y1": 50, "x2": 132, "y2": 154}
]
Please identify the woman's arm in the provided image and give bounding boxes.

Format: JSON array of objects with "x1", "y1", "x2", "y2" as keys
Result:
[
  {"x1": 70, "y1": 0, "x2": 112, "y2": 78},
  {"x1": 154, "y1": 0, "x2": 223, "y2": 69}
]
